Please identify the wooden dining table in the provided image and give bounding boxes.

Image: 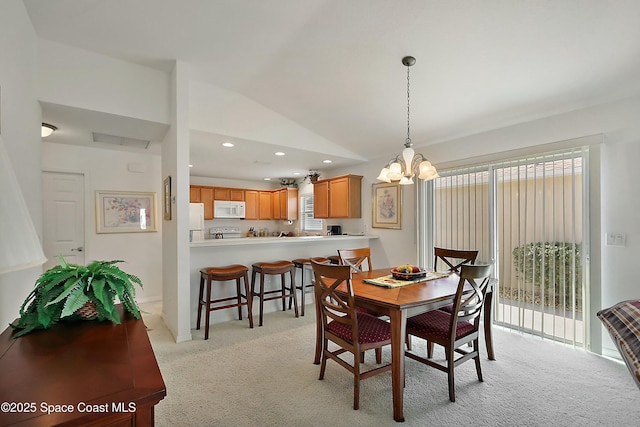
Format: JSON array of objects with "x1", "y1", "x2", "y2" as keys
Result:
[{"x1": 313, "y1": 268, "x2": 496, "y2": 422}]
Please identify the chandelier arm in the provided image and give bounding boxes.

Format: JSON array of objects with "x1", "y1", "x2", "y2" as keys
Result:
[{"x1": 409, "y1": 153, "x2": 425, "y2": 174}]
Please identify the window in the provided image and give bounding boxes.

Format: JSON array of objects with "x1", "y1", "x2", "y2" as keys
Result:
[{"x1": 300, "y1": 194, "x2": 323, "y2": 232}]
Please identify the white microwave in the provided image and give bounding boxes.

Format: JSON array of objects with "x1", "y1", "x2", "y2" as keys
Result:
[{"x1": 213, "y1": 200, "x2": 246, "y2": 219}]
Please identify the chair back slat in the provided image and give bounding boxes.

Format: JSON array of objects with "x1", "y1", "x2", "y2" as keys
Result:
[
  {"x1": 449, "y1": 264, "x2": 493, "y2": 336},
  {"x1": 338, "y1": 248, "x2": 372, "y2": 272},
  {"x1": 434, "y1": 247, "x2": 478, "y2": 273},
  {"x1": 311, "y1": 260, "x2": 358, "y2": 340}
]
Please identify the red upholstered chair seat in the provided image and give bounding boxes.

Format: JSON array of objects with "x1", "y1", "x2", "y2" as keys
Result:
[
  {"x1": 327, "y1": 313, "x2": 392, "y2": 344},
  {"x1": 406, "y1": 309, "x2": 475, "y2": 342}
]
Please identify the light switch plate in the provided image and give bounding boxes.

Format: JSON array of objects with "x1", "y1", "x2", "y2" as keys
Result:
[{"x1": 605, "y1": 232, "x2": 626, "y2": 247}]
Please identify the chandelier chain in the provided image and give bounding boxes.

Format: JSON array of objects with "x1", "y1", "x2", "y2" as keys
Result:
[{"x1": 406, "y1": 64, "x2": 411, "y2": 145}]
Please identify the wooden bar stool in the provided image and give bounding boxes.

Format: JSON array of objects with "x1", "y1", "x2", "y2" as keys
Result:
[
  {"x1": 251, "y1": 260, "x2": 298, "y2": 326},
  {"x1": 197, "y1": 264, "x2": 253, "y2": 340},
  {"x1": 290, "y1": 257, "x2": 329, "y2": 316}
]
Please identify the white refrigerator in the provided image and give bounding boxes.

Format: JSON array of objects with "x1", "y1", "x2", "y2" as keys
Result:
[{"x1": 189, "y1": 203, "x2": 205, "y2": 241}]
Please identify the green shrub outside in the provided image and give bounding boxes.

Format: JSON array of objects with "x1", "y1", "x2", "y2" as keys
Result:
[{"x1": 511, "y1": 241, "x2": 582, "y2": 312}]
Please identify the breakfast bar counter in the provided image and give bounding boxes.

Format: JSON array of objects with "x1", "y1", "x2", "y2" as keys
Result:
[
  {"x1": 190, "y1": 235, "x2": 379, "y2": 327},
  {"x1": 190, "y1": 234, "x2": 376, "y2": 247}
]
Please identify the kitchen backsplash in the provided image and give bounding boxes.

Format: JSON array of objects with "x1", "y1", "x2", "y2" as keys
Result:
[{"x1": 203, "y1": 218, "x2": 298, "y2": 238}]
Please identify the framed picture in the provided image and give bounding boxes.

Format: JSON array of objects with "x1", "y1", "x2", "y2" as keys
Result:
[
  {"x1": 95, "y1": 191, "x2": 157, "y2": 233},
  {"x1": 163, "y1": 176, "x2": 172, "y2": 220},
  {"x1": 372, "y1": 182, "x2": 402, "y2": 229}
]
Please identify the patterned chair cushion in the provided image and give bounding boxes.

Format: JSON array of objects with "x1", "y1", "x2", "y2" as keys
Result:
[
  {"x1": 597, "y1": 300, "x2": 640, "y2": 390},
  {"x1": 406, "y1": 309, "x2": 474, "y2": 341},
  {"x1": 327, "y1": 313, "x2": 391, "y2": 344}
]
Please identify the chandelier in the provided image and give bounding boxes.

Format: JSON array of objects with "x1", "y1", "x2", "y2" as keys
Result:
[{"x1": 377, "y1": 56, "x2": 439, "y2": 185}]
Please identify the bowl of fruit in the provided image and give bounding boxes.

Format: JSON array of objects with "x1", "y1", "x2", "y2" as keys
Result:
[{"x1": 391, "y1": 264, "x2": 427, "y2": 280}]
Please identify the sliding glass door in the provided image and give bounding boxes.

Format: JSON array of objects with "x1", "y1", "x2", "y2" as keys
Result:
[{"x1": 423, "y1": 148, "x2": 588, "y2": 347}]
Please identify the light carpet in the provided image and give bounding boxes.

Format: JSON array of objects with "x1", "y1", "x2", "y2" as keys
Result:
[{"x1": 142, "y1": 304, "x2": 640, "y2": 427}]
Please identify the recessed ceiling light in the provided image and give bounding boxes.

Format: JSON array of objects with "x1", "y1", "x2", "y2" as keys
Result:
[
  {"x1": 222, "y1": 142, "x2": 234, "y2": 147},
  {"x1": 189, "y1": 164, "x2": 193, "y2": 168},
  {"x1": 275, "y1": 152, "x2": 285, "y2": 156},
  {"x1": 293, "y1": 172, "x2": 301, "y2": 175},
  {"x1": 263, "y1": 177, "x2": 271, "y2": 181},
  {"x1": 323, "y1": 159, "x2": 332, "y2": 164}
]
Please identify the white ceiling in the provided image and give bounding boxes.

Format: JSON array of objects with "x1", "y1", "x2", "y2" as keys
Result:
[{"x1": 24, "y1": 0, "x2": 640, "y2": 181}]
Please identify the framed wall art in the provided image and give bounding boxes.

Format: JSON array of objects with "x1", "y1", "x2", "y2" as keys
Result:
[
  {"x1": 163, "y1": 176, "x2": 172, "y2": 220},
  {"x1": 372, "y1": 182, "x2": 402, "y2": 229},
  {"x1": 95, "y1": 191, "x2": 157, "y2": 233}
]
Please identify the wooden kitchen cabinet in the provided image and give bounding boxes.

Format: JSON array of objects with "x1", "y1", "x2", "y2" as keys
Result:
[
  {"x1": 201, "y1": 187, "x2": 214, "y2": 219},
  {"x1": 313, "y1": 174, "x2": 362, "y2": 218},
  {"x1": 272, "y1": 189, "x2": 281, "y2": 219},
  {"x1": 259, "y1": 191, "x2": 273, "y2": 219},
  {"x1": 190, "y1": 185, "x2": 201, "y2": 202},
  {"x1": 313, "y1": 180, "x2": 329, "y2": 218},
  {"x1": 191, "y1": 185, "x2": 296, "y2": 221},
  {"x1": 245, "y1": 190, "x2": 259, "y2": 220},
  {"x1": 230, "y1": 189, "x2": 244, "y2": 201},
  {"x1": 280, "y1": 187, "x2": 298, "y2": 221},
  {"x1": 190, "y1": 185, "x2": 214, "y2": 219},
  {"x1": 214, "y1": 187, "x2": 245, "y2": 201}
]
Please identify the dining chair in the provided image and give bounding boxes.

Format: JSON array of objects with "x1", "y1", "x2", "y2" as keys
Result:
[
  {"x1": 405, "y1": 263, "x2": 493, "y2": 402},
  {"x1": 337, "y1": 248, "x2": 372, "y2": 272},
  {"x1": 433, "y1": 247, "x2": 479, "y2": 274},
  {"x1": 310, "y1": 260, "x2": 392, "y2": 410},
  {"x1": 405, "y1": 247, "x2": 481, "y2": 352},
  {"x1": 433, "y1": 247, "x2": 482, "y2": 350}
]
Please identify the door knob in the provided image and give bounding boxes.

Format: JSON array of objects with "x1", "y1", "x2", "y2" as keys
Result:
[{"x1": 71, "y1": 247, "x2": 84, "y2": 252}]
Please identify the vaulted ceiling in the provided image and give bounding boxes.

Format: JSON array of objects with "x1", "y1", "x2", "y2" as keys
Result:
[{"x1": 24, "y1": 0, "x2": 640, "y2": 181}]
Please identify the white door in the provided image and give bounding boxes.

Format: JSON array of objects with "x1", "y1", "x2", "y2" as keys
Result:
[{"x1": 42, "y1": 172, "x2": 85, "y2": 270}]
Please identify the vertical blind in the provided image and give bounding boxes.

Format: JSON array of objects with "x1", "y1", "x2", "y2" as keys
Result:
[{"x1": 427, "y1": 147, "x2": 587, "y2": 347}]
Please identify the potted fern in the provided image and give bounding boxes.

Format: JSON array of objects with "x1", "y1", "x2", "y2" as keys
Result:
[{"x1": 10, "y1": 256, "x2": 143, "y2": 338}]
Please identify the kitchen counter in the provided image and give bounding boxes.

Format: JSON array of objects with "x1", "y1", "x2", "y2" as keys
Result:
[{"x1": 190, "y1": 234, "x2": 377, "y2": 247}]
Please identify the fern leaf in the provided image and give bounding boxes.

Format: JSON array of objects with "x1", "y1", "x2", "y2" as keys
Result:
[
  {"x1": 39, "y1": 270, "x2": 78, "y2": 292},
  {"x1": 90, "y1": 278, "x2": 107, "y2": 306},
  {"x1": 45, "y1": 281, "x2": 82, "y2": 306},
  {"x1": 60, "y1": 288, "x2": 89, "y2": 318}
]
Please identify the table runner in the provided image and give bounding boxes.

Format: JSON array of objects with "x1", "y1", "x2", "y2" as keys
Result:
[{"x1": 364, "y1": 271, "x2": 450, "y2": 288}]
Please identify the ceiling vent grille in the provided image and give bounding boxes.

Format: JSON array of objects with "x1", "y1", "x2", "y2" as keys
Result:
[{"x1": 92, "y1": 132, "x2": 150, "y2": 149}]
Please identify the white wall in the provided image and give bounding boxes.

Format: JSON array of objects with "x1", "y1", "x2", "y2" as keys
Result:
[
  {"x1": 189, "y1": 80, "x2": 361, "y2": 159},
  {"x1": 37, "y1": 39, "x2": 170, "y2": 124},
  {"x1": 161, "y1": 61, "x2": 193, "y2": 343},
  {"x1": 0, "y1": 1, "x2": 44, "y2": 328},
  {"x1": 41, "y1": 142, "x2": 163, "y2": 303}
]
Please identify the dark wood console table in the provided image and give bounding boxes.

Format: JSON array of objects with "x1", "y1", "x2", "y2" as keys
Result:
[{"x1": 0, "y1": 306, "x2": 166, "y2": 426}]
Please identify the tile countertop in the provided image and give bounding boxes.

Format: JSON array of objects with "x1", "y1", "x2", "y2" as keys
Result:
[{"x1": 190, "y1": 234, "x2": 378, "y2": 247}]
